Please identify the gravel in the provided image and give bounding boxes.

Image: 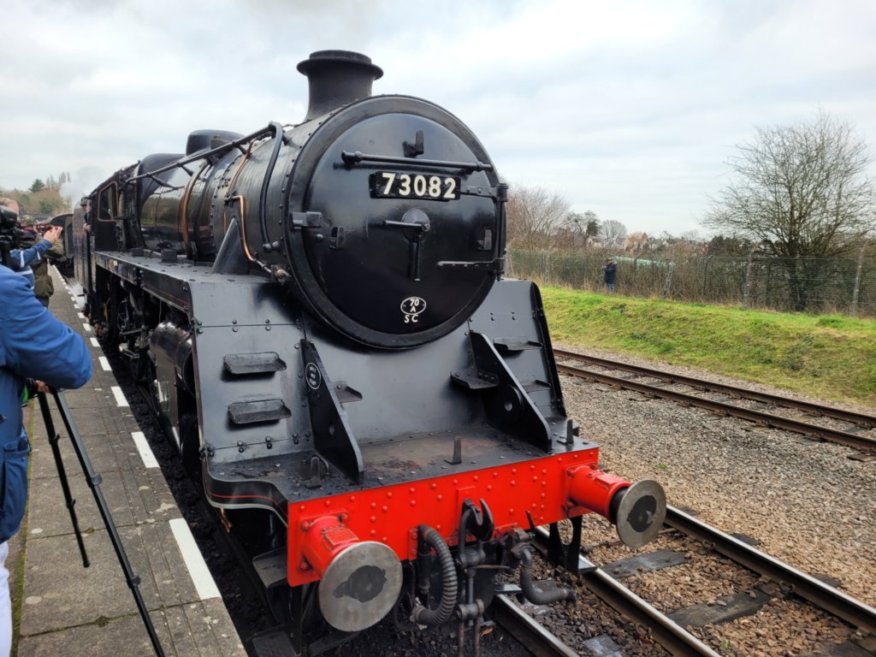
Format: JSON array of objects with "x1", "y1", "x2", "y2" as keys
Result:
[
  {"x1": 541, "y1": 345, "x2": 875, "y2": 655},
  {"x1": 557, "y1": 345, "x2": 876, "y2": 608}
]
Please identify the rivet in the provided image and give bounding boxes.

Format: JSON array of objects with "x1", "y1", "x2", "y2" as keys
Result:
[{"x1": 410, "y1": 500, "x2": 416, "y2": 507}]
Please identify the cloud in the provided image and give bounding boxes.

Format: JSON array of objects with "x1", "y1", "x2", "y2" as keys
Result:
[{"x1": 1, "y1": 0, "x2": 874, "y2": 237}]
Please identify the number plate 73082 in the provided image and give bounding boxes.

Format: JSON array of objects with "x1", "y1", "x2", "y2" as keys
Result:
[{"x1": 369, "y1": 171, "x2": 460, "y2": 201}]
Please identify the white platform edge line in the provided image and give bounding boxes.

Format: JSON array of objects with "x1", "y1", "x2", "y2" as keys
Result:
[
  {"x1": 111, "y1": 386, "x2": 129, "y2": 407},
  {"x1": 82, "y1": 323, "x2": 92, "y2": 333},
  {"x1": 99, "y1": 356, "x2": 111, "y2": 372},
  {"x1": 169, "y1": 518, "x2": 221, "y2": 600},
  {"x1": 130, "y1": 431, "x2": 159, "y2": 469},
  {"x1": 77, "y1": 312, "x2": 85, "y2": 319},
  {"x1": 90, "y1": 337, "x2": 100, "y2": 348}
]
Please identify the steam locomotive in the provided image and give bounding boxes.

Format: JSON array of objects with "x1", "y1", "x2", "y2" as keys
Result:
[{"x1": 73, "y1": 50, "x2": 666, "y2": 655}]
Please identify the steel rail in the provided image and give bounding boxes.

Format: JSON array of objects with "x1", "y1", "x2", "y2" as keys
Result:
[
  {"x1": 556, "y1": 363, "x2": 876, "y2": 452},
  {"x1": 531, "y1": 528, "x2": 721, "y2": 657},
  {"x1": 554, "y1": 349, "x2": 876, "y2": 428},
  {"x1": 665, "y1": 506, "x2": 876, "y2": 635},
  {"x1": 492, "y1": 595, "x2": 579, "y2": 657}
]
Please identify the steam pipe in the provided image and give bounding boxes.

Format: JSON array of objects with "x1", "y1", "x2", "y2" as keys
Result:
[
  {"x1": 517, "y1": 545, "x2": 575, "y2": 604},
  {"x1": 258, "y1": 122, "x2": 285, "y2": 248}
]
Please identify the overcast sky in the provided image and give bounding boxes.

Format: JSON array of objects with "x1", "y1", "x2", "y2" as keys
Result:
[{"x1": 2, "y1": 0, "x2": 875, "y2": 236}]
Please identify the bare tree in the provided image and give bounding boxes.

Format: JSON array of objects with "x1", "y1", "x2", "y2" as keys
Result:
[
  {"x1": 598, "y1": 219, "x2": 628, "y2": 247},
  {"x1": 505, "y1": 185, "x2": 570, "y2": 250},
  {"x1": 706, "y1": 112, "x2": 875, "y2": 310}
]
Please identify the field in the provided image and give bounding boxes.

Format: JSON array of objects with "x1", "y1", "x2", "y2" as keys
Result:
[{"x1": 541, "y1": 287, "x2": 876, "y2": 408}]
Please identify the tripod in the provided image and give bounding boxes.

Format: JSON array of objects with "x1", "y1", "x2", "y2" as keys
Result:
[{"x1": 36, "y1": 390, "x2": 166, "y2": 657}]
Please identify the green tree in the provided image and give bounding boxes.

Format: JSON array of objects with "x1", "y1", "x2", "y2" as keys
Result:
[
  {"x1": 30, "y1": 179, "x2": 45, "y2": 193},
  {"x1": 706, "y1": 113, "x2": 875, "y2": 310}
]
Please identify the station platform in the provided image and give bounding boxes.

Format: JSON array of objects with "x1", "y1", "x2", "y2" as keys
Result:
[{"x1": 11, "y1": 268, "x2": 247, "y2": 657}]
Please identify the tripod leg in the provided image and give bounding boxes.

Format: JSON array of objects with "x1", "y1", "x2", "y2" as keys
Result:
[
  {"x1": 36, "y1": 391, "x2": 90, "y2": 568},
  {"x1": 51, "y1": 389, "x2": 166, "y2": 657}
]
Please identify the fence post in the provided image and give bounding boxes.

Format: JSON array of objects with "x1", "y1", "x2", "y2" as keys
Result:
[
  {"x1": 543, "y1": 251, "x2": 551, "y2": 285},
  {"x1": 742, "y1": 249, "x2": 755, "y2": 308},
  {"x1": 850, "y1": 246, "x2": 866, "y2": 317},
  {"x1": 702, "y1": 256, "x2": 711, "y2": 301},
  {"x1": 661, "y1": 264, "x2": 674, "y2": 299}
]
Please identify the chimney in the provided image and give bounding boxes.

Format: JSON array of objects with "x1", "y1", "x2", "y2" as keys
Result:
[{"x1": 297, "y1": 50, "x2": 383, "y2": 121}]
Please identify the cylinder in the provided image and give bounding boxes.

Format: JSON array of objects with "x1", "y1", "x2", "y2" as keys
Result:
[
  {"x1": 297, "y1": 50, "x2": 383, "y2": 121},
  {"x1": 567, "y1": 465, "x2": 666, "y2": 549},
  {"x1": 300, "y1": 515, "x2": 402, "y2": 632}
]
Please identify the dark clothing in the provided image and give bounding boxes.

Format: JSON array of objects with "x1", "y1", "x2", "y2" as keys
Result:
[
  {"x1": 0, "y1": 264, "x2": 92, "y2": 541},
  {"x1": 603, "y1": 262, "x2": 617, "y2": 284},
  {"x1": 33, "y1": 240, "x2": 64, "y2": 304}
]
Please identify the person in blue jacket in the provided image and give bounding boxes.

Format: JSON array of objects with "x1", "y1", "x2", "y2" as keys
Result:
[
  {"x1": 0, "y1": 264, "x2": 92, "y2": 656},
  {"x1": 7, "y1": 225, "x2": 63, "y2": 289}
]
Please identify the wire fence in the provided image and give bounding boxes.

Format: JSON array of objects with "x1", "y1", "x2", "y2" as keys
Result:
[{"x1": 506, "y1": 249, "x2": 876, "y2": 317}]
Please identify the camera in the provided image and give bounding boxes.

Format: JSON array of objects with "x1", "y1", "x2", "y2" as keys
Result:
[
  {"x1": 0, "y1": 205, "x2": 17, "y2": 229},
  {"x1": 1, "y1": 205, "x2": 25, "y2": 267}
]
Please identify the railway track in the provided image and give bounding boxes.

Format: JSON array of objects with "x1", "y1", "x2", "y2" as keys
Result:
[
  {"x1": 523, "y1": 508, "x2": 876, "y2": 657},
  {"x1": 553, "y1": 349, "x2": 876, "y2": 453}
]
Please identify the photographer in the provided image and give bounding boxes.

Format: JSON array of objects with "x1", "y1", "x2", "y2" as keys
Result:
[
  {"x1": 0, "y1": 258, "x2": 92, "y2": 655},
  {"x1": 8, "y1": 223, "x2": 63, "y2": 291}
]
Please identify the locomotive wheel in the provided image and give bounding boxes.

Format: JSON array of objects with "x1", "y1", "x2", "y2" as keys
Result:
[
  {"x1": 179, "y1": 413, "x2": 201, "y2": 479},
  {"x1": 100, "y1": 280, "x2": 122, "y2": 350}
]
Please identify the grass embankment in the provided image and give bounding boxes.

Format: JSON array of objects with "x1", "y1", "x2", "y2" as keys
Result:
[{"x1": 541, "y1": 287, "x2": 876, "y2": 408}]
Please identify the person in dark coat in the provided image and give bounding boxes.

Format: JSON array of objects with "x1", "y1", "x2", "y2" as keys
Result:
[
  {"x1": 0, "y1": 264, "x2": 92, "y2": 656},
  {"x1": 32, "y1": 238, "x2": 64, "y2": 307},
  {"x1": 602, "y1": 258, "x2": 617, "y2": 293}
]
